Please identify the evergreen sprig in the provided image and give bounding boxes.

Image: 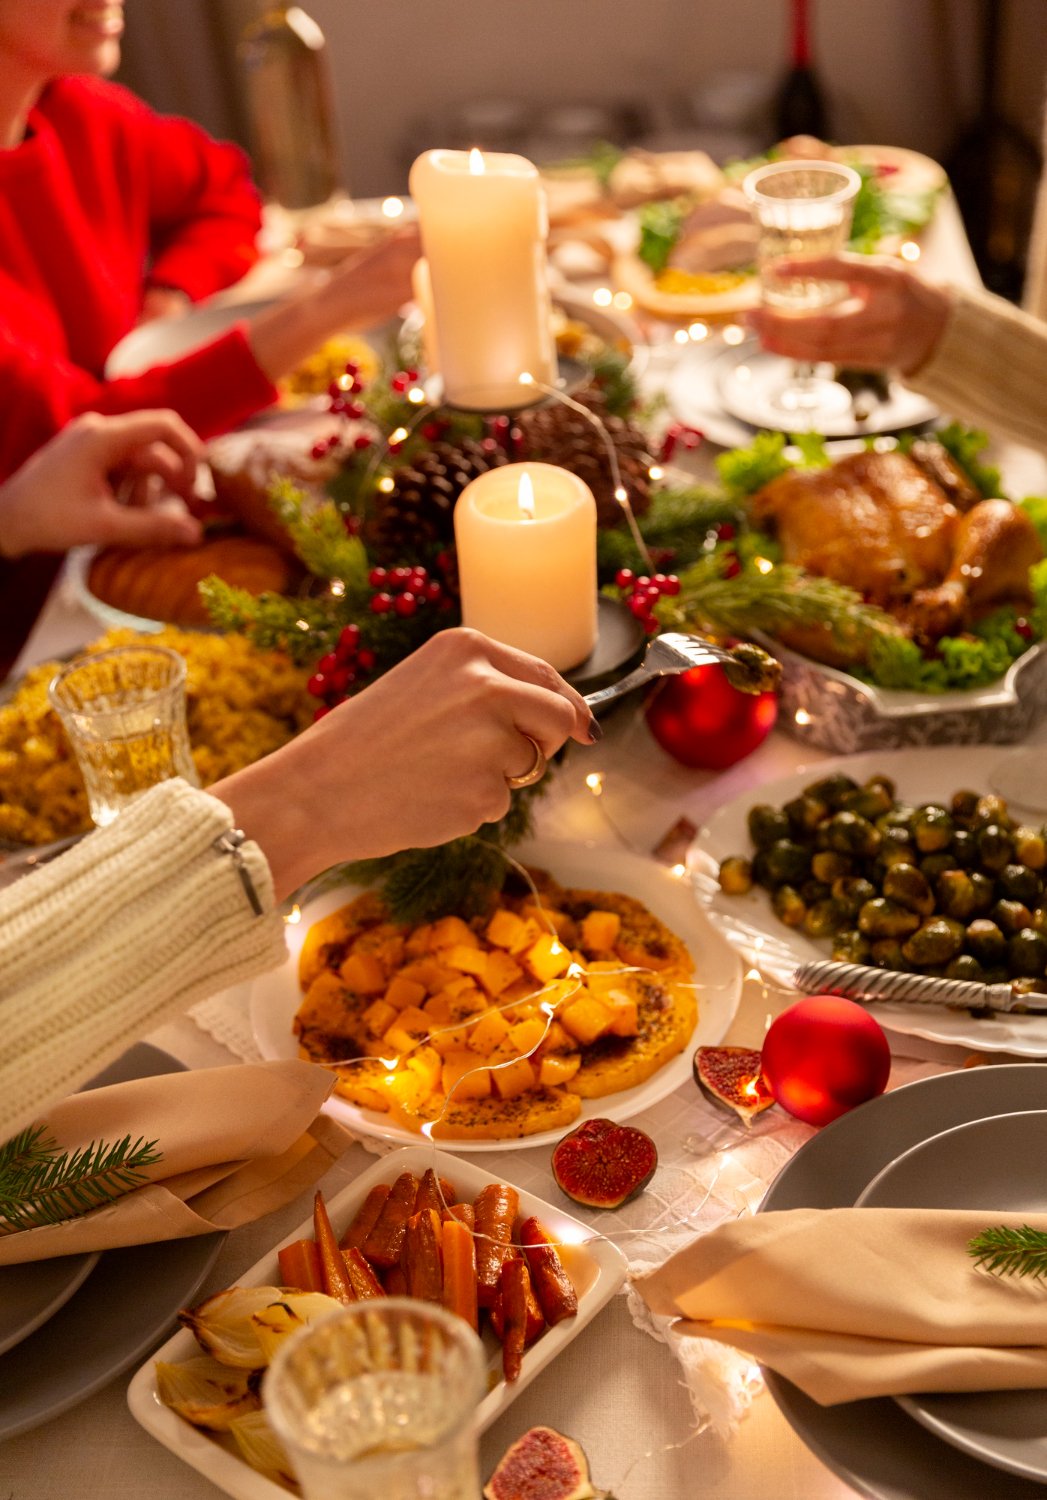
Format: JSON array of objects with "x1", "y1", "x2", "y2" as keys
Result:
[
  {"x1": 967, "y1": 1225, "x2": 1047, "y2": 1279},
  {"x1": 0, "y1": 1124, "x2": 162, "y2": 1234},
  {"x1": 596, "y1": 483, "x2": 744, "y2": 577}
]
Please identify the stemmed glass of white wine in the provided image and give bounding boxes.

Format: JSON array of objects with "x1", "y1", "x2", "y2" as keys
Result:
[{"x1": 741, "y1": 159, "x2": 862, "y2": 424}]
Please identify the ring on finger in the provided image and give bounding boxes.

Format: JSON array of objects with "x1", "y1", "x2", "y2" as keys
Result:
[{"x1": 506, "y1": 735, "x2": 547, "y2": 790}]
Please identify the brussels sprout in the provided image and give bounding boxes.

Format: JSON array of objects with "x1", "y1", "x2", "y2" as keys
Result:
[
  {"x1": 975, "y1": 823, "x2": 1014, "y2": 873},
  {"x1": 869, "y1": 938, "x2": 911, "y2": 971},
  {"x1": 804, "y1": 773, "x2": 859, "y2": 810},
  {"x1": 1032, "y1": 907, "x2": 1047, "y2": 935},
  {"x1": 864, "y1": 774, "x2": 896, "y2": 801},
  {"x1": 991, "y1": 899, "x2": 1035, "y2": 937},
  {"x1": 832, "y1": 875, "x2": 878, "y2": 919},
  {"x1": 811, "y1": 850, "x2": 851, "y2": 883},
  {"x1": 803, "y1": 898, "x2": 848, "y2": 939},
  {"x1": 831, "y1": 929, "x2": 873, "y2": 964},
  {"x1": 998, "y1": 863, "x2": 1043, "y2": 907},
  {"x1": 1009, "y1": 928, "x2": 1047, "y2": 978},
  {"x1": 936, "y1": 870, "x2": 981, "y2": 922},
  {"x1": 764, "y1": 839, "x2": 812, "y2": 886},
  {"x1": 902, "y1": 917, "x2": 966, "y2": 967},
  {"x1": 919, "y1": 852, "x2": 957, "y2": 884},
  {"x1": 883, "y1": 863, "x2": 934, "y2": 916},
  {"x1": 966, "y1": 918, "x2": 1008, "y2": 966},
  {"x1": 800, "y1": 879, "x2": 832, "y2": 905},
  {"x1": 968, "y1": 871, "x2": 996, "y2": 915},
  {"x1": 772, "y1": 884, "x2": 807, "y2": 928},
  {"x1": 1014, "y1": 827, "x2": 1047, "y2": 871},
  {"x1": 950, "y1": 789, "x2": 981, "y2": 826},
  {"x1": 974, "y1": 794, "x2": 1014, "y2": 830},
  {"x1": 878, "y1": 802, "x2": 916, "y2": 832},
  {"x1": 784, "y1": 793, "x2": 830, "y2": 835},
  {"x1": 912, "y1": 805, "x2": 954, "y2": 853},
  {"x1": 825, "y1": 811, "x2": 882, "y2": 858},
  {"x1": 747, "y1": 804, "x2": 791, "y2": 850},
  {"x1": 878, "y1": 827, "x2": 916, "y2": 869},
  {"x1": 949, "y1": 829, "x2": 977, "y2": 868},
  {"x1": 858, "y1": 898, "x2": 921, "y2": 939},
  {"x1": 840, "y1": 783, "x2": 895, "y2": 821},
  {"x1": 718, "y1": 856, "x2": 753, "y2": 895},
  {"x1": 945, "y1": 954, "x2": 983, "y2": 981}
]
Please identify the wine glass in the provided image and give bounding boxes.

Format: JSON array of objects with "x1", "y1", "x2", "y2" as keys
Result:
[{"x1": 741, "y1": 159, "x2": 862, "y2": 424}]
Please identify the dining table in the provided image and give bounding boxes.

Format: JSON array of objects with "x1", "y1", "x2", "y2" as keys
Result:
[{"x1": 4, "y1": 179, "x2": 1047, "y2": 1500}]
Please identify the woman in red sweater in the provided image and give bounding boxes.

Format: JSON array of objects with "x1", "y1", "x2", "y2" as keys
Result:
[{"x1": 0, "y1": 1, "x2": 417, "y2": 667}]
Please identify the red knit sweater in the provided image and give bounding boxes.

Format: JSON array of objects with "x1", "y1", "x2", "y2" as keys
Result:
[{"x1": 0, "y1": 75, "x2": 279, "y2": 481}]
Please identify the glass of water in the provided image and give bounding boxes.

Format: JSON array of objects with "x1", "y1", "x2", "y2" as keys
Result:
[
  {"x1": 264, "y1": 1300, "x2": 486, "y2": 1500},
  {"x1": 48, "y1": 644, "x2": 198, "y2": 827},
  {"x1": 742, "y1": 158, "x2": 862, "y2": 422}
]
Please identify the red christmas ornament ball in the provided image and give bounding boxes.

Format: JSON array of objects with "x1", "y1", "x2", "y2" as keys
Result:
[
  {"x1": 760, "y1": 996, "x2": 891, "y2": 1127},
  {"x1": 644, "y1": 663, "x2": 777, "y2": 769}
]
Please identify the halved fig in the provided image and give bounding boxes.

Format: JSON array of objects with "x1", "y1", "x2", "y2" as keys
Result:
[
  {"x1": 551, "y1": 1117, "x2": 657, "y2": 1209},
  {"x1": 484, "y1": 1426, "x2": 596, "y2": 1500},
  {"x1": 693, "y1": 1045, "x2": 775, "y2": 1124}
]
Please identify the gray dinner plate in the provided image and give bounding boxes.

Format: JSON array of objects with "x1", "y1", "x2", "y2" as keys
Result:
[
  {"x1": 760, "y1": 1065, "x2": 1047, "y2": 1500},
  {"x1": 0, "y1": 1042, "x2": 224, "y2": 1440},
  {"x1": 857, "y1": 1110, "x2": 1047, "y2": 1484}
]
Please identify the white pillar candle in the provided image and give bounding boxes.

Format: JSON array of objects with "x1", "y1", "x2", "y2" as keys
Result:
[
  {"x1": 410, "y1": 256, "x2": 440, "y2": 376},
  {"x1": 408, "y1": 148, "x2": 557, "y2": 411},
  {"x1": 454, "y1": 462, "x2": 597, "y2": 671}
]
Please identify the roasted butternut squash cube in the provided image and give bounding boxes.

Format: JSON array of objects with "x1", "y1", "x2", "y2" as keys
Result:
[
  {"x1": 384, "y1": 975, "x2": 427, "y2": 1012},
  {"x1": 524, "y1": 933, "x2": 572, "y2": 984},
  {"x1": 486, "y1": 908, "x2": 528, "y2": 950},
  {"x1": 560, "y1": 994, "x2": 614, "y2": 1046},
  {"x1": 521, "y1": 904, "x2": 576, "y2": 945},
  {"x1": 583, "y1": 961, "x2": 625, "y2": 996},
  {"x1": 441, "y1": 1050, "x2": 492, "y2": 1100},
  {"x1": 383, "y1": 1005, "x2": 432, "y2": 1054},
  {"x1": 605, "y1": 988, "x2": 640, "y2": 1037},
  {"x1": 339, "y1": 950, "x2": 387, "y2": 996},
  {"x1": 482, "y1": 949, "x2": 524, "y2": 997},
  {"x1": 361, "y1": 998, "x2": 398, "y2": 1038},
  {"x1": 491, "y1": 1056, "x2": 537, "y2": 1100},
  {"x1": 447, "y1": 985, "x2": 489, "y2": 1019},
  {"x1": 298, "y1": 906, "x2": 354, "y2": 989},
  {"x1": 507, "y1": 917, "x2": 542, "y2": 956},
  {"x1": 445, "y1": 944, "x2": 488, "y2": 978},
  {"x1": 428, "y1": 916, "x2": 478, "y2": 951},
  {"x1": 467, "y1": 1008, "x2": 512, "y2": 1055},
  {"x1": 404, "y1": 923, "x2": 434, "y2": 958},
  {"x1": 614, "y1": 937, "x2": 675, "y2": 971},
  {"x1": 580, "y1": 910, "x2": 621, "y2": 952},
  {"x1": 423, "y1": 993, "x2": 454, "y2": 1026},
  {"x1": 384, "y1": 1066, "x2": 429, "y2": 1113},
  {"x1": 405, "y1": 1045, "x2": 442, "y2": 1098},
  {"x1": 295, "y1": 970, "x2": 357, "y2": 1038},
  {"x1": 427, "y1": 1025, "x2": 461, "y2": 1058},
  {"x1": 398, "y1": 959, "x2": 454, "y2": 994},
  {"x1": 538, "y1": 1020, "x2": 574, "y2": 1055},
  {"x1": 539, "y1": 1052, "x2": 582, "y2": 1087},
  {"x1": 508, "y1": 1017, "x2": 547, "y2": 1055}
]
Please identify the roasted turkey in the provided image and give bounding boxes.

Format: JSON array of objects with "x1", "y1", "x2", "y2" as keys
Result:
[{"x1": 748, "y1": 443, "x2": 1042, "y2": 663}]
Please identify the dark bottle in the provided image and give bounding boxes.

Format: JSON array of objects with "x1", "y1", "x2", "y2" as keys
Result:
[
  {"x1": 774, "y1": 0, "x2": 830, "y2": 141},
  {"x1": 238, "y1": 5, "x2": 343, "y2": 210}
]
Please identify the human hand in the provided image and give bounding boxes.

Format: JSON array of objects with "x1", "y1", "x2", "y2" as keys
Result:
[
  {"x1": 138, "y1": 287, "x2": 193, "y2": 325},
  {"x1": 215, "y1": 628, "x2": 600, "y2": 901},
  {"x1": 326, "y1": 223, "x2": 423, "y2": 330},
  {"x1": 748, "y1": 254, "x2": 952, "y2": 375},
  {"x1": 0, "y1": 410, "x2": 206, "y2": 559}
]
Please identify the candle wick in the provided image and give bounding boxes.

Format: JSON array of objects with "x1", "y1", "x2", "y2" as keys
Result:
[{"x1": 517, "y1": 471, "x2": 536, "y2": 521}]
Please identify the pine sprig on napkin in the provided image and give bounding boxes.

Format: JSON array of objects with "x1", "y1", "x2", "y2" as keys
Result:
[
  {"x1": 968, "y1": 1225, "x2": 1047, "y2": 1279},
  {"x1": 0, "y1": 1123, "x2": 162, "y2": 1234}
]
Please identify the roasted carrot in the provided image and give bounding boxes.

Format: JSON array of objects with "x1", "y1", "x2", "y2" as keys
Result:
[
  {"x1": 519, "y1": 1216, "x2": 579, "y2": 1325},
  {"x1": 339, "y1": 1183, "x2": 391, "y2": 1250},
  {"x1": 440, "y1": 1218, "x2": 478, "y2": 1331},
  {"x1": 413, "y1": 1168, "x2": 445, "y2": 1217},
  {"x1": 277, "y1": 1238, "x2": 323, "y2": 1293},
  {"x1": 489, "y1": 1253, "x2": 544, "y2": 1344},
  {"x1": 362, "y1": 1171, "x2": 419, "y2": 1268},
  {"x1": 473, "y1": 1183, "x2": 518, "y2": 1308},
  {"x1": 447, "y1": 1202, "x2": 475, "y2": 1231},
  {"x1": 313, "y1": 1191, "x2": 355, "y2": 1303},
  {"x1": 384, "y1": 1264, "x2": 408, "y2": 1296},
  {"x1": 499, "y1": 1258, "x2": 530, "y2": 1383},
  {"x1": 343, "y1": 1247, "x2": 386, "y2": 1300},
  {"x1": 402, "y1": 1208, "x2": 443, "y2": 1304}
]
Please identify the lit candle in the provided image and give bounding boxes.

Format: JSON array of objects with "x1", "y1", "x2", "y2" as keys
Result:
[
  {"x1": 410, "y1": 256, "x2": 440, "y2": 376},
  {"x1": 454, "y1": 463, "x2": 597, "y2": 670},
  {"x1": 408, "y1": 148, "x2": 557, "y2": 410}
]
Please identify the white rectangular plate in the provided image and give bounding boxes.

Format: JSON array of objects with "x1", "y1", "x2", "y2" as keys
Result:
[{"x1": 127, "y1": 1145, "x2": 627, "y2": 1499}]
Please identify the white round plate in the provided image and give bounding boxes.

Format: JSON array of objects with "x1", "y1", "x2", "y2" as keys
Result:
[
  {"x1": 688, "y1": 744, "x2": 1047, "y2": 1056},
  {"x1": 858, "y1": 1110, "x2": 1047, "y2": 1484},
  {"x1": 251, "y1": 838, "x2": 742, "y2": 1152},
  {"x1": 105, "y1": 298, "x2": 277, "y2": 378}
]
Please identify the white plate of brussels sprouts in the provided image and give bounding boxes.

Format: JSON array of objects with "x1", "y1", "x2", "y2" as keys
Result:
[{"x1": 688, "y1": 745, "x2": 1047, "y2": 1056}]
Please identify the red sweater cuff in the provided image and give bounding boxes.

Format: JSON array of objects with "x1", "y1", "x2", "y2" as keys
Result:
[{"x1": 108, "y1": 323, "x2": 279, "y2": 439}]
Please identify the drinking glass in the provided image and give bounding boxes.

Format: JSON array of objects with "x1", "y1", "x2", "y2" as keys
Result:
[
  {"x1": 48, "y1": 645, "x2": 198, "y2": 827},
  {"x1": 742, "y1": 159, "x2": 862, "y2": 422},
  {"x1": 264, "y1": 1299, "x2": 486, "y2": 1500}
]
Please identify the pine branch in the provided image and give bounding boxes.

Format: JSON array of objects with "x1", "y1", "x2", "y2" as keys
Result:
[
  {"x1": 0, "y1": 1124, "x2": 59, "y2": 1182},
  {"x1": 268, "y1": 482, "x2": 370, "y2": 588},
  {"x1": 968, "y1": 1225, "x2": 1047, "y2": 1279},
  {"x1": 0, "y1": 1132, "x2": 163, "y2": 1234},
  {"x1": 199, "y1": 579, "x2": 341, "y2": 663},
  {"x1": 597, "y1": 484, "x2": 743, "y2": 578}
]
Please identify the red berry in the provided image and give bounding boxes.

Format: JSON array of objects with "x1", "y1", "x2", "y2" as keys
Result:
[
  {"x1": 681, "y1": 429, "x2": 702, "y2": 449},
  {"x1": 369, "y1": 567, "x2": 388, "y2": 587},
  {"x1": 644, "y1": 584, "x2": 662, "y2": 601},
  {"x1": 327, "y1": 379, "x2": 344, "y2": 399},
  {"x1": 717, "y1": 522, "x2": 737, "y2": 541},
  {"x1": 307, "y1": 672, "x2": 328, "y2": 698},
  {"x1": 637, "y1": 575, "x2": 651, "y2": 587},
  {"x1": 345, "y1": 400, "x2": 366, "y2": 420},
  {"x1": 423, "y1": 581, "x2": 442, "y2": 603},
  {"x1": 422, "y1": 422, "x2": 443, "y2": 442},
  {"x1": 661, "y1": 575, "x2": 681, "y2": 596},
  {"x1": 356, "y1": 647, "x2": 376, "y2": 672},
  {"x1": 629, "y1": 595, "x2": 652, "y2": 619},
  {"x1": 435, "y1": 550, "x2": 454, "y2": 573},
  {"x1": 391, "y1": 372, "x2": 410, "y2": 393},
  {"x1": 660, "y1": 434, "x2": 678, "y2": 462},
  {"x1": 313, "y1": 704, "x2": 332, "y2": 722},
  {"x1": 723, "y1": 555, "x2": 741, "y2": 580},
  {"x1": 317, "y1": 651, "x2": 340, "y2": 675},
  {"x1": 338, "y1": 623, "x2": 361, "y2": 653},
  {"x1": 405, "y1": 368, "x2": 419, "y2": 383},
  {"x1": 409, "y1": 567, "x2": 429, "y2": 588},
  {"x1": 310, "y1": 440, "x2": 328, "y2": 460},
  {"x1": 370, "y1": 592, "x2": 394, "y2": 614},
  {"x1": 1016, "y1": 617, "x2": 1035, "y2": 641},
  {"x1": 327, "y1": 666, "x2": 355, "y2": 694},
  {"x1": 389, "y1": 566, "x2": 413, "y2": 586},
  {"x1": 394, "y1": 591, "x2": 418, "y2": 617},
  {"x1": 491, "y1": 415, "x2": 510, "y2": 434},
  {"x1": 616, "y1": 568, "x2": 635, "y2": 590},
  {"x1": 353, "y1": 434, "x2": 372, "y2": 451},
  {"x1": 644, "y1": 615, "x2": 660, "y2": 633},
  {"x1": 343, "y1": 360, "x2": 360, "y2": 378}
]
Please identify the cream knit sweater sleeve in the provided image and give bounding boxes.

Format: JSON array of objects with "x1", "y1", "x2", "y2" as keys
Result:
[{"x1": 0, "y1": 778, "x2": 288, "y2": 1140}]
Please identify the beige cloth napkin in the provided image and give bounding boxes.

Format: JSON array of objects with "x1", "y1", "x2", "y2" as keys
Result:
[
  {"x1": 633, "y1": 1207, "x2": 1047, "y2": 1405},
  {"x1": 0, "y1": 1059, "x2": 352, "y2": 1264}
]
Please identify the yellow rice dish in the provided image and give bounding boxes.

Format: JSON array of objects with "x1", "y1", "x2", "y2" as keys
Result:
[{"x1": 0, "y1": 627, "x2": 313, "y2": 845}]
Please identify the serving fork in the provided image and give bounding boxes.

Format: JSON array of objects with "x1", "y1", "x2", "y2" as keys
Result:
[{"x1": 584, "y1": 632, "x2": 775, "y2": 711}]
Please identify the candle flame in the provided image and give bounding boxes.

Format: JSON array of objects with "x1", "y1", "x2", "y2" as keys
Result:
[
  {"x1": 469, "y1": 147, "x2": 485, "y2": 175},
  {"x1": 517, "y1": 471, "x2": 536, "y2": 521}
]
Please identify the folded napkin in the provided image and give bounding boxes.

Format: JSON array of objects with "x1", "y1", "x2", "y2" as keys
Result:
[
  {"x1": 0, "y1": 1059, "x2": 351, "y2": 1265},
  {"x1": 632, "y1": 1207, "x2": 1047, "y2": 1405}
]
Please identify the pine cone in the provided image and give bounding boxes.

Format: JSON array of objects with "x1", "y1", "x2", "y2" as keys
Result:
[
  {"x1": 364, "y1": 438, "x2": 508, "y2": 563},
  {"x1": 515, "y1": 388, "x2": 653, "y2": 528}
]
